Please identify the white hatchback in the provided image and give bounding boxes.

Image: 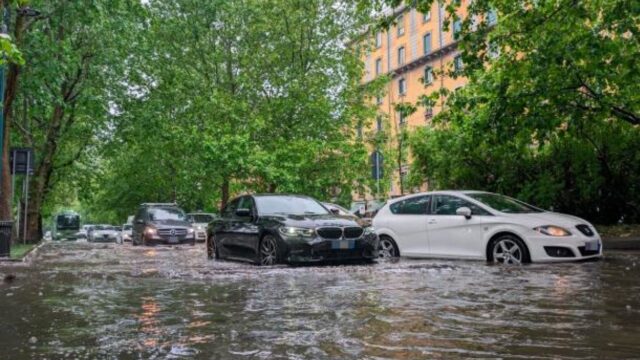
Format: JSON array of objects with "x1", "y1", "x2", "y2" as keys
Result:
[{"x1": 373, "y1": 191, "x2": 603, "y2": 263}]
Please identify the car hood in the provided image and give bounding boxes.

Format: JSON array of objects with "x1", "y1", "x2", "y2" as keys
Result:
[
  {"x1": 148, "y1": 219, "x2": 191, "y2": 229},
  {"x1": 262, "y1": 214, "x2": 363, "y2": 228},
  {"x1": 502, "y1": 211, "x2": 589, "y2": 228}
]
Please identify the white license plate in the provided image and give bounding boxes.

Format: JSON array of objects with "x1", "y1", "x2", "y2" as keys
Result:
[
  {"x1": 585, "y1": 240, "x2": 599, "y2": 251},
  {"x1": 169, "y1": 236, "x2": 178, "y2": 243}
]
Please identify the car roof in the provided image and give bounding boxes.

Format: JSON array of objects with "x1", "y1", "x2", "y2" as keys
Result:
[
  {"x1": 186, "y1": 212, "x2": 216, "y2": 215},
  {"x1": 387, "y1": 190, "x2": 493, "y2": 203}
]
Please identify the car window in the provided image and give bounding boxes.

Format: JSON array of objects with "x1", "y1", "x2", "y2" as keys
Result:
[
  {"x1": 432, "y1": 195, "x2": 491, "y2": 216},
  {"x1": 237, "y1": 197, "x2": 255, "y2": 218},
  {"x1": 390, "y1": 196, "x2": 431, "y2": 215},
  {"x1": 222, "y1": 198, "x2": 240, "y2": 218}
]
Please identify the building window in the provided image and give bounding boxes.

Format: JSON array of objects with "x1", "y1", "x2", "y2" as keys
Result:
[
  {"x1": 376, "y1": 116, "x2": 383, "y2": 132},
  {"x1": 487, "y1": 9, "x2": 498, "y2": 25},
  {"x1": 423, "y1": 66, "x2": 433, "y2": 85},
  {"x1": 454, "y1": 55, "x2": 463, "y2": 73},
  {"x1": 398, "y1": 46, "x2": 405, "y2": 66},
  {"x1": 376, "y1": 95, "x2": 383, "y2": 105},
  {"x1": 398, "y1": 111, "x2": 406, "y2": 125},
  {"x1": 453, "y1": 20, "x2": 462, "y2": 40},
  {"x1": 396, "y1": 15, "x2": 405, "y2": 37},
  {"x1": 375, "y1": 32, "x2": 382, "y2": 48},
  {"x1": 423, "y1": 33, "x2": 432, "y2": 55},
  {"x1": 398, "y1": 78, "x2": 406, "y2": 95},
  {"x1": 375, "y1": 58, "x2": 382, "y2": 75},
  {"x1": 422, "y1": 11, "x2": 431, "y2": 22},
  {"x1": 425, "y1": 107, "x2": 433, "y2": 119}
]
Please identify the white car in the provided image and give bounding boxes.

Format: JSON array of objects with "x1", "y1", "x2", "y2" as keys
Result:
[
  {"x1": 186, "y1": 213, "x2": 217, "y2": 242},
  {"x1": 373, "y1": 191, "x2": 603, "y2": 264},
  {"x1": 88, "y1": 225, "x2": 120, "y2": 243}
]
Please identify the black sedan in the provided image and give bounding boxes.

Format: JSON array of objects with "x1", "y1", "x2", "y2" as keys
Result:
[{"x1": 206, "y1": 194, "x2": 379, "y2": 265}]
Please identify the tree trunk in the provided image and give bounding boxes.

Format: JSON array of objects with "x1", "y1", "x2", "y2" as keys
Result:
[{"x1": 220, "y1": 178, "x2": 229, "y2": 210}]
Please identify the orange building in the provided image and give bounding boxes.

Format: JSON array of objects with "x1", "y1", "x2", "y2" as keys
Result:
[{"x1": 358, "y1": 2, "x2": 473, "y2": 199}]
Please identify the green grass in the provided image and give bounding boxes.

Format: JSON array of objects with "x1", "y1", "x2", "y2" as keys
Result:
[{"x1": 10, "y1": 243, "x2": 37, "y2": 259}]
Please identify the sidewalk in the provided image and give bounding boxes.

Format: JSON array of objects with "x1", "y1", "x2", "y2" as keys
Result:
[{"x1": 602, "y1": 237, "x2": 640, "y2": 251}]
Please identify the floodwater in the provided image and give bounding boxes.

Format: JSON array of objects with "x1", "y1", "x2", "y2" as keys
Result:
[{"x1": 1, "y1": 242, "x2": 639, "y2": 359}]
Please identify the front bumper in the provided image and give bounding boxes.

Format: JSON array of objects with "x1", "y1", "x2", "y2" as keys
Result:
[
  {"x1": 527, "y1": 235, "x2": 603, "y2": 262},
  {"x1": 284, "y1": 233, "x2": 379, "y2": 263},
  {"x1": 146, "y1": 234, "x2": 196, "y2": 245},
  {"x1": 195, "y1": 230, "x2": 207, "y2": 242}
]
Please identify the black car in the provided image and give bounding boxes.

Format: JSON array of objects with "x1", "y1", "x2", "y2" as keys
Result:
[
  {"x1": 206, "y1": 194, "x2": 379, "y2": 265},
  {"x1": 132, "y1": 203, "x2": 196, "y2": 246}
]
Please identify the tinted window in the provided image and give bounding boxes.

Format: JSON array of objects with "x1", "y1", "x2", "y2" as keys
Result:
[
  {"x1": 255, "y1": 196, "x2": 329, "y2": 216},
  {"x1": 237, "y1": 197, "x2": 256, "y2": 218},
  {"x1": 390, "y1": 196, "x2": 430, "y2": 215},
  {"x1": 222, "y1": 199, "x2": 240, "y2": 218},
  {"x1": 56, "y1": 214, "x2": 80, "y2": 229},
  {"x1": 465, "y1": 193, "x2": 542, "y2": 214},
  {"x1": 432, "y1": 195, "x2": 490, "y2": 216},
  {"x1": 148, "y1": 207, "x2": 187, "y2": 221}
]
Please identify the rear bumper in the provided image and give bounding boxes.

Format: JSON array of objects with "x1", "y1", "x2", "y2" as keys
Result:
[{"x1": 284, "y1": 234, "x2": 379, "y2": 263}]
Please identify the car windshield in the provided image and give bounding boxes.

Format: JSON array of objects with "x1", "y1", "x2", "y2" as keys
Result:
[
  {"x1": 148, "y1": 207, "x2": 187, "y2": 221},
  {"x1": 188, "y1": 214, "x2": 215, "y2": 223},
  {"x1": 465, "y1": 192, "x2": 543, "y2": 214},
  {"x1": 255, "y1": 196, "x2": 329, "y2": 216},
  {"x1": 56, "y1": 214, "x2": 79, "y2": 229},
  {"x1": 95, "y1": 225, "x2": 115, "y2": 231}
]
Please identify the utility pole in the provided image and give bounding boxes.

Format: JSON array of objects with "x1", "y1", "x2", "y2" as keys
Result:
[{"x1": 0, "y1": 3, "x2": 8, "y2": 212}]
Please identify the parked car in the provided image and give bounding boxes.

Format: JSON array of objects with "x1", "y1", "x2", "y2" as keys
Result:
[
  {"x1": 88, "y1": 225, "x2": 120, "y2": 243},
  {"x1": 186, "y1": 212, "x2": 217, "y2": 242},
  {"x1": 322, "y1": 202, "x2": 353, "y2": 217},
  {"x1": 120, "y1": 224, "x2": 133, "y2": 242},
  {"x1": 132, "y1": 203, "x2": 195, "y2": 246},
  {"x1": 206, "y1": 194, "x2": 379, "y2": 265},
  {"x1": 373, "y1": 191, "x2": 603, "y2": 264},
  {"x1": 43, "y1": 231, "x2": 52, "y2": 242}
]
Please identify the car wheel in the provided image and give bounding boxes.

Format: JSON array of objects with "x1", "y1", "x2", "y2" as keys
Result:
[
  {"x1": 489, "y1": 235, "x2": 530, "y2": 264},
  {"x1": 207, "y1": 235, "x2": 219, "y2": 260},
  {"x1": 378, "y1": 236, "x2": 399, "y2": 259},
  {"x1": 259, "y1": 235, "x2": 279, "y2": 266}
]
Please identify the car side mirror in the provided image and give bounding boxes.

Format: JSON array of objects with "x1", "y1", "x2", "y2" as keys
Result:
[
  {"x1": 330, "y1": 208, "x2": 340, "y2": 215},
  {"x1": 456, "y1": 207, "x2": 472, "y2": 219},
  {"x1": 235, "y1": 208, "x2": 251, "y2": 218}
]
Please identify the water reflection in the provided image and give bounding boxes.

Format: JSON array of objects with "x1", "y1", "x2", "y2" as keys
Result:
[{"x1": 0, "y1": 243, "x2": 639, "y2": 359}]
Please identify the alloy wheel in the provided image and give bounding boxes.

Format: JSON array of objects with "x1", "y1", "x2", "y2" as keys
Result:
[
  {"x1": 492, "y1": 239, "x2": 523, "y2": 265},
  {"x1": 378, "y1": 238, "x2": 397, "y2": 258},
  {"x1": 260, "y1": 236, "x2": 278, "y2": 266}
]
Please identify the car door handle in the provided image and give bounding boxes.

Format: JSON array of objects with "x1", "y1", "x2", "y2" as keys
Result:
[{"x1": 428, "y1": 219, "x2": 437, "y2": 224}]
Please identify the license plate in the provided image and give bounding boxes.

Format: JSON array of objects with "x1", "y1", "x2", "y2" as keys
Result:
[
  {"x1": 332, "y1": 240, "x2": 355, "y2": 250},
  {"x1": 169, "y1": 236, "x2": 178, "y2": 243},
  {"x1": 585, "y1": 240, "x2": 599, "y2": 251}
]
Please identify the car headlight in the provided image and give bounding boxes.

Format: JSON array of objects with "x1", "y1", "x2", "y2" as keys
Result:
[
  {"x1": 534, "y1": 225, "x2": 572, "y2": 237},
  {"x1": 279, "y1": 226, "x2": 315, "y2": 238},
  {"x1": 363, "y1": 226, "x2": 376, "y2": 236},
  {"x1": 187, "y1": 228, "x2": 195, "y2": 234},
  {"x1": 144, "y1": 227, "x2": 157, "y2": 236}
]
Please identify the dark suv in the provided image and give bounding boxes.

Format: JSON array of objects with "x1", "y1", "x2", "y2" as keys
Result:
[{"x1": 132, "y1": 203, "x2": 196, "y2": 246}]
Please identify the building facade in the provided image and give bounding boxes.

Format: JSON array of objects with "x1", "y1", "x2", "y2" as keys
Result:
[{"x1": 360, "y1": 2, "x2": 470, "y2": 199}]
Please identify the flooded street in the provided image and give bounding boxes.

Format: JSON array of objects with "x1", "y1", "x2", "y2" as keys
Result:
[{"x1": 1, "y1": 242, "x2": 639, "y2": 359}]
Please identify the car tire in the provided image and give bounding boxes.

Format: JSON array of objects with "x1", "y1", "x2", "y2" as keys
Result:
[
  {"x1": 258, "y1": 235, "x2": 279, "y2": 266},
  {"x1": 378, "y1": 235, "x2": 399, "y2": 259},
  {"x1": 488, "y1": 234, "x2": 531, "y2": 264},
  {"x1": 207, "y1": 235, "x2": 219, "y2": 260}
]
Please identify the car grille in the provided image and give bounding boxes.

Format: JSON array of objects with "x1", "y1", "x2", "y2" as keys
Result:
[
  {"x1": 158, "y1": 228, "x2": 187, "y2": 236},
  {"x1": 344, "y1": 227, "x2": 364, "y2": 239},
  {"x1": 575, "y1": 224, "x2": 594, "y2": 237},
  {"x1": 316, "y1": 226, "x2": 364, "y2": 240},
  {"x1": 317, "y1": 227, "x2": 343, "y2": 239},
  {"x1": 578, "y1": 246, "x2": 599, "y2": 256}
]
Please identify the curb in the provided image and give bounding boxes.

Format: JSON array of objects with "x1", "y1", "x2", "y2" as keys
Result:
[
  {"x1": 603, "y1": 237, "x2": 640, "y2": 251},
  {"x1": 0, "y1": 241, "x2": 46, "y2": 263}
]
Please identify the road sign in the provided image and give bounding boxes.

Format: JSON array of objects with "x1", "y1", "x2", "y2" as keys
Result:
[{"x1": 10, "y1": 148, "x2": 34, "y2": 175}]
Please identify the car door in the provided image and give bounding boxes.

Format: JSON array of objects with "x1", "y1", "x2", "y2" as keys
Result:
[
  {"x1": 215, "y1": 198, "x2": 240, "y2": 258},
  {"x1": 387, "y1": 195, "x2": 431, "y2": 257},
  {"x1": 427, "y1": 195, "x2": 489, "y2": 259},
  {"x1": 232, "y1": 196, "x2": 261, "y2": 260}
]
